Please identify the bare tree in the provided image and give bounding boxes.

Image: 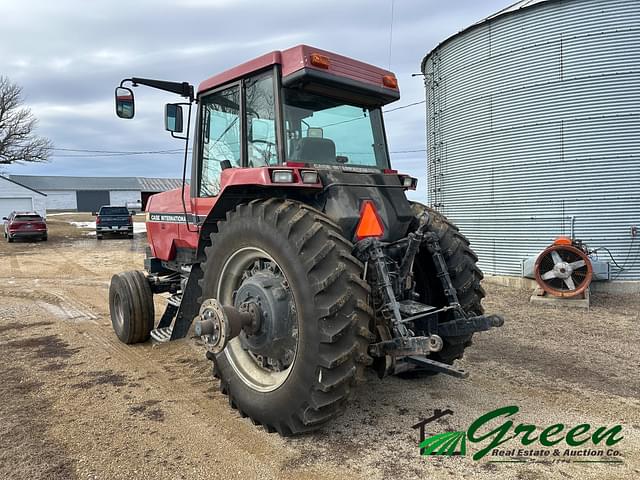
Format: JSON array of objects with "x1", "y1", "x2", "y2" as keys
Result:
[{"x1": 0, "y1": 76, "x2": 52, "y2": 164}]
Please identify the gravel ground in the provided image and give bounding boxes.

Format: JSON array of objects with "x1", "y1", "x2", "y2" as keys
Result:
[{"x1": 0, "y1": 217, "x2": 638, "y2": 479}]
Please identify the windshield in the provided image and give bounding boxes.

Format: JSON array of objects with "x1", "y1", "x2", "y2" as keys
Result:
[
  {"x1": 283, "y1": 89, "x2": 389, "y2": 168},
  {"x1": 99, "y1": 207, "x2": 129, "y2": 215}
]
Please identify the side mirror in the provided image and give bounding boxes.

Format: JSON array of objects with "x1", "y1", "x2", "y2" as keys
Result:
[
  {"x1": 2, "y1": 217, "x2": 7, "y2": 221},
  {"x1": 115, "y1": 87, "x2": 135, "y2": 119},
  {"x1": 165, "y1": 104, "x2": 184, "y2": 133}
]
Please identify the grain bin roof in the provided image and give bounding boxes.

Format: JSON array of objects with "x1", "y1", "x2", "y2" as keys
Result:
[{"x1": 421, "y1": 0, "x2": 554, "y2": 72}]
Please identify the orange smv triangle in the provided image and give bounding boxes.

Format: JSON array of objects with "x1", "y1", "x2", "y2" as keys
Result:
[{"x1": 355, "y1": 200, "x2": 384, "y2": 240}]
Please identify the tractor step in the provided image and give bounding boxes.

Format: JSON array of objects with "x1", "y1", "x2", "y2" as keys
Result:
[{"x1": 150, "y1": 326, "x2": 173, "y2": 343}]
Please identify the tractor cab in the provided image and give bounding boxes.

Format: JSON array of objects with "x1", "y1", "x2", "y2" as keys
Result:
[
  {"x1": 116, "y1": 45, "x2": 415, "y2": 246},
  {"x1": 116, "y1": 46, "x2": 403, "y2": 183}
]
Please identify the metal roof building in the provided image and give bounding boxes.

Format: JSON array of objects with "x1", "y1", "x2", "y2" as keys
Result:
[
  {"x1": 0, "y1": 176, "x2": 47, "y2": 219},
  {"x1": 422, "y1": 0, "x2": 640, "y2": 281},
  {"x1": 9, "y1": 175, "x2": 182, "y2": 212}
]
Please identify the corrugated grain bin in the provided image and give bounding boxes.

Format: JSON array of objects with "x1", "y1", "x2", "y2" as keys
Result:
[{"x1": 422, "y1": 0, "x2": 640, "y2": 281}]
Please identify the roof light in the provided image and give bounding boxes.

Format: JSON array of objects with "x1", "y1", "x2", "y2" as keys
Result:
[
  {"x1": 271, "y1": 170, "x2": 294, "y2": 183},
  {"x1": 382, "y1": 75, "x2": 398, "y2": 89},
  {"x1": 355, "y1": 200, "x2": 384, "y2": 241},
  {"x1": 310, "y1": 53, "x2": 330, "y2": 69}
]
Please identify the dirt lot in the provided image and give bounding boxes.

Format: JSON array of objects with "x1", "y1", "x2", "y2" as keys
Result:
[{"x1": 1, "y1": 215, "x2": 639, "y2": 479}]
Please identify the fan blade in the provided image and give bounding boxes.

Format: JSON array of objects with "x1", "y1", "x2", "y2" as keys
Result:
[
  {"x1": 569, "y1": 260, "x2": 586, "y2": 269},
  {"x1": 564, "y1": 276, "x2": 576, "y2": 290},
  {"x1": 541, "y1": 270, "x2": 556, "y2": 280}
]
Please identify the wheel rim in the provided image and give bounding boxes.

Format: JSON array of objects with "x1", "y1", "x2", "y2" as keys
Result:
[
  {"x1": 217, "y1": 247, "x2": 298, "y2": 392},
  {"x1": 113, "y1": 291, "x2": 125, "y2": 331}
]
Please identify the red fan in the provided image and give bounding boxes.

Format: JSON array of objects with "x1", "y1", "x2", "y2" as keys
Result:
[{"x1": 534, "y1": 238, "x2": 593, "y2": 298}]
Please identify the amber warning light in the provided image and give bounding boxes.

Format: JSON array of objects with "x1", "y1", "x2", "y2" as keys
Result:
[
  {"x1": 310, "y1": 53, "x2": 330, "y2": 69},
  {"x1": 382, "y1": 75, "x2": 398, "y2": 89},
  {"x1": 355, "y1": 200, "x2": 384, "y2": 240}
]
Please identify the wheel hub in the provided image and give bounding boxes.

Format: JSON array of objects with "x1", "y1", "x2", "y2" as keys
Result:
[{"x1": 235, "y1": 270, "x2": 295, "y2": 362}]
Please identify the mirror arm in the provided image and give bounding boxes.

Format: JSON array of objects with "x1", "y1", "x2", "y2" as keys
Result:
[{"x1": 120, "y1": 77, "x2": 194, "y2": 102}]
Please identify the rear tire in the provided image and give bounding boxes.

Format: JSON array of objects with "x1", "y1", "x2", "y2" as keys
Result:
[
  {"x1": 97, "y1": 233, "x2": 103, "y2": 240},
  {"x1": 109, "y1": 271, "x2": 155, "y2": 344},
  {"x1": 408, "y1": 202, "x2": 485, "y2": 369},
  {"x1": 7, "y1": 234, "x2": 13, "y2": 243},
  {"x1": 42, "y1": 235, "x2": 48, "y2": 241},
  {"x1": 200, "y1": 199, "x2": 373, "y2": 435}
]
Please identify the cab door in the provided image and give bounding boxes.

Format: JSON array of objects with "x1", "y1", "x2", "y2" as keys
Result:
[
  {"x1": 190, "y1": 70, "x2": 280, "y2": 222},
  {"x1": 193, "y1": 83, "x2": 242, "y2": 211}
]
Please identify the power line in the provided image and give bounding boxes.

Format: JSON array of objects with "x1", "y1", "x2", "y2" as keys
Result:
[
  {"x1": 391, "y1": 148, "x2": 426, "y2": 153},
  {"x1": 388, "y1": 0, "x2": 395, "y2": 70},
  {"x1": 384, "y1": 100, "x2": 426, "y2": 113},
  {"x1": 52, "y1": 147, "x2": 184, "y2": 154},
  {"x1": 50, "y1": 147, "x2": 192, "y2": 158}
]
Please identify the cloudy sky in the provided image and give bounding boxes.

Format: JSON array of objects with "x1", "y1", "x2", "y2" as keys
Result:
[{"x1": 1, "y1": 0, "x2": 510, "y2": 201}]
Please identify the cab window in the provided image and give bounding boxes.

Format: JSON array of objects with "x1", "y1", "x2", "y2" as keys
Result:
[
  {"x1": 199, "y1": 85, "x2": 241, "y2": 197},
  {"x1": 245, "y1": 72, "x2": 277, "y2": 167}
]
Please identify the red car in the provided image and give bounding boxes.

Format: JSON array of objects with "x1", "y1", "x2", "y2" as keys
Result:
[{"x1": 2, "y1": 211, "x2": 48, "y2": 242}]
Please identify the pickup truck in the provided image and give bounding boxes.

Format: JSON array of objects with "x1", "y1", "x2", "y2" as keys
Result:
[{"x1": 94, "y1": 206, "x2": 134, "y2": 239}]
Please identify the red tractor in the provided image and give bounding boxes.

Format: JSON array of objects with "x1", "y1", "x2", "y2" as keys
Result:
[{"x1": 110, "y1": 45, "x2": 503, "y2": 435}]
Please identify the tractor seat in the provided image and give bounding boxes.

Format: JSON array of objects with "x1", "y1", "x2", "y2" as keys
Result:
[{"x1": 291, "y1": 137, "x2": 336, "y2": 164}]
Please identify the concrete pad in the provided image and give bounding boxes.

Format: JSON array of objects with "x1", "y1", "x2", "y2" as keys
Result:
[{"x1": 529, "y1": 287, "x2": 590, "y2": 308}]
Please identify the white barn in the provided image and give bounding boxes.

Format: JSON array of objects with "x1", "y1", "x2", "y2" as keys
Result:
[
  {"x1": 0, "y1": 176, "x2": 47, "y2": 219},
  {"x1": 8, "y1": 175, "x2": 182, "y2": 212}
]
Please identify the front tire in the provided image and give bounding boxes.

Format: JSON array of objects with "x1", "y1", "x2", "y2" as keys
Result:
[
  {"x1": 200, "y1": 199, "x2": 373, "y2": 435},
  {"x1": 109, "y1": 271, "x2": 155, "y2": 344}
]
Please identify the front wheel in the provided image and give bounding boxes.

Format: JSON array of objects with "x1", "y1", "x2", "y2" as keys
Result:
[{"x1": 200, "y1": 199, "x2": 373, "y2": 435}]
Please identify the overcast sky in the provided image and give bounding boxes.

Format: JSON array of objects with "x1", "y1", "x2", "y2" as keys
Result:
[{"x1": 1, "y1": 0, "x2": 510, "y2": 201}]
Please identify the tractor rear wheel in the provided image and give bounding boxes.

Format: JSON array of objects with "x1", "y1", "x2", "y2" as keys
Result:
[
  {"x1": 109, "y1": 270, "x2": 155, "y2": 344},
  {"x1": 408, "y1": 202, "x2": 485, "y2": 371},
  {"x1": 200, "y1": 199, "x2": 373, "y2": 435}
]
